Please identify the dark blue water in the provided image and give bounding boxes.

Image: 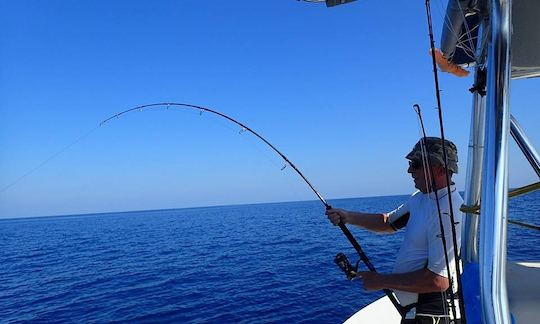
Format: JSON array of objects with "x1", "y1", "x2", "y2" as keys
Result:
[{"x1": 1, "y1": 193, "x2": 538, "y2": 323}]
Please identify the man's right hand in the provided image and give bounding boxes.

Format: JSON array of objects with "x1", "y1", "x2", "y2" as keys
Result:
[{"x1": 326, "y1": 208, "x2": 350, "y2": 226}]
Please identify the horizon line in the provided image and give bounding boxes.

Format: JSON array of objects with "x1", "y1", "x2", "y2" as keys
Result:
[{"x1": 0, "y1": 192, "x2": 412, "y2": 221}]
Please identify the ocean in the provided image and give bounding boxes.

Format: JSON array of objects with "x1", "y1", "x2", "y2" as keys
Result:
[{"x1": 1, "y1": 192, "x2": 538, "y2": 323}]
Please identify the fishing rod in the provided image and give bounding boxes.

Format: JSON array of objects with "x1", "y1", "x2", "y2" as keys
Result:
[
  {"x1": 101, "y1": 102, "x2": 406, "y2": 316},
  {"x1": 413, "y1": 104, "x2": 458, "y2": 323},
  {"x1": 424, "y1": 0, "x2": 467, "y2": 321}
]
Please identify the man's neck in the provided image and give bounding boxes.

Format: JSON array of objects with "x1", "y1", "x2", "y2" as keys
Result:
[{"x1": 420, "y1": 180, "x2": 451, "y2": 194}]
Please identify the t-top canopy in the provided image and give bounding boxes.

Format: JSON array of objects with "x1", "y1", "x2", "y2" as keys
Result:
[{"x1": 440, "y1": 0, "x2": 540, "y2": 79}]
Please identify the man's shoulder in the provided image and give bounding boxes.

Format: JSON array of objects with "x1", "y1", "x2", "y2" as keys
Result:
[
  {"x1": 451, "y1": 189, "x2": 464, "y2": 202},
  {"x1": 446, "y1": 187, "x2": 464, "y2": 210},
  {"x1": 409, "y1": 190, "x2": 423, "y2": 201},
  {"x1": 450, "y1": 190, "x2": 465, "y2": 218}
]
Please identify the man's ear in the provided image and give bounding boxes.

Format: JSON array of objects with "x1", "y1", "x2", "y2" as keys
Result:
[{"x1": 433, "y1": 165, "x2": 445, "y2": 177}]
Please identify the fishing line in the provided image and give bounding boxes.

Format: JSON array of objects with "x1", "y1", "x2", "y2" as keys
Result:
[
  {"x1": 424, "y1": 0, "x2": 466, "y2": 321},
  {"x1": 100, "y1": 102, "x2": 406, "y2": 316},
  {"x1": 0, "y1": 126, "x2": 100, "y2": 194}
]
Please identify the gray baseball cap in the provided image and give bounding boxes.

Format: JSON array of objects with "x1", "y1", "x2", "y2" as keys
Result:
[{"x1": 406, "y1": 137, "x2": 459, "y2": 173}]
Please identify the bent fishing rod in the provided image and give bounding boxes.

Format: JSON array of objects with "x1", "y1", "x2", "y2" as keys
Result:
[{"x1": 101, "y1": 102, "x2": 405, "y2": 316}]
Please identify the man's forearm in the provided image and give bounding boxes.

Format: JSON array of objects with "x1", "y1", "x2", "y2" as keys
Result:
[
  {"x1": 361, "y1": 268, "x2": 449, "y2": 293},
  {"x1": 346, "y1": 212, "x2": 394, "y2": 233}
]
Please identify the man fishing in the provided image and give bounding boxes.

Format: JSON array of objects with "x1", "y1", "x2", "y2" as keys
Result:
[{"x1": 326, "y1": 137, "x2": 463, "y2": 324}]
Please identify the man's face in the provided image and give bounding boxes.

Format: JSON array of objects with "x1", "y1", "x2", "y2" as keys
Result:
[
  {"x1": 407, "y1": 159, "x2": 429, "y2": 193},
  {"x1": 408, "y1": 159, "x2": 446, "y2": 193}
]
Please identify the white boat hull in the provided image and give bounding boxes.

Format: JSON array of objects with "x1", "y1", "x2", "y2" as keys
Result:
[{"x1": 344, "y1": 296, "x2": 401, "y2": 324}]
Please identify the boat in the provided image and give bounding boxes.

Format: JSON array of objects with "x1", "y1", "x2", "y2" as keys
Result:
[
  {"x1": 309, "y1": 0, "x2": 540, "y2": 323},
  {"x1": 1, "y1": 1, "x2": 537, "y2": 322}
]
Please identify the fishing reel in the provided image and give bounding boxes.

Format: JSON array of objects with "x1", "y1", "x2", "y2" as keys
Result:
[{"x1": 334, "y1": 252, "x2": 360, "y2": 281}]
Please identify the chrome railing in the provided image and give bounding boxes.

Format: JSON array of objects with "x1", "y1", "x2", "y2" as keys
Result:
[
  {"x1": 478, "y1": 0, "x2": 512, "y2": 322},
  {"x1": 510, "y1": 115, "x2": 540, "y2": 177},
  {"x1": 463, "y1": 75, "x2": 486, "y2": 264}
]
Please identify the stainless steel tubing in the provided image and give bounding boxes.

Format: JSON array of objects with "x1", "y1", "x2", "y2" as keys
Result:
[
  {"x1": 510, "y1": 115, "x2": 540, "y2": 177},
  {"x1": 479, "y1": 0, "x2": 513, "y2": 323},
  {"x1": 463, "y1": 84, "x2": 486, "y2": 263}
]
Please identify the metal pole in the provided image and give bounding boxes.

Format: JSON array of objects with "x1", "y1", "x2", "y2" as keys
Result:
[
  {"x1": 510, "y1": 115, "x2": 540, "y2": 177},
  {"x1": 463, "y1": 73, "x2": 486, "y2": 263},
  {"x1": 479, "y1": 0, "x2": 512, "y2": 322}
]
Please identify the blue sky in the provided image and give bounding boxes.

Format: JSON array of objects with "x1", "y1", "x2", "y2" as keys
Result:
[{"x1": 1, "y1": 0, "x2": 539, "y2": 218}]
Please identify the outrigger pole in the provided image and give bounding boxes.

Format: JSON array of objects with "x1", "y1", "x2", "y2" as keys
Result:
[{"x1": 100, "y1": 102, "x2": 406, "y2": 317}]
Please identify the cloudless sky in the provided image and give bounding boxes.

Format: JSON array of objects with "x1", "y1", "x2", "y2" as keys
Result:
[{"x1": 1, "y1": 0, "x2": 539, "y2": 218}]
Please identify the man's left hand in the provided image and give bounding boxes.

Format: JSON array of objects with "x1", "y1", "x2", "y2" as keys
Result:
[{"x1": 357, "y1": 271, "x2": 385, "y2": 291}]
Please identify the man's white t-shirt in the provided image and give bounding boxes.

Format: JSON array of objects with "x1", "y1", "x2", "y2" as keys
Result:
[{"x1": 386, "y1": 185, "x2": 463, "y2": 308}]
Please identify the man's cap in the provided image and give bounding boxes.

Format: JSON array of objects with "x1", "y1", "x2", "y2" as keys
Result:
[{"x1": 406, "y1": 137, "x2": 459, "y2": 173}]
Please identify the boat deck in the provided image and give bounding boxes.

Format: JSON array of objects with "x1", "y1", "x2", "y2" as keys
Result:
[
  {"x1": 507, "y1": 261, "x2": 540, "y2": 324},
  {"x1": 343, "y1": 261, "x2": 540, "y2": 323}
]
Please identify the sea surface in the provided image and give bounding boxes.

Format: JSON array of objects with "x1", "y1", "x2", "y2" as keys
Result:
[{"x1": 1, "y1": 192, "x2": 538, "y2": 323}]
